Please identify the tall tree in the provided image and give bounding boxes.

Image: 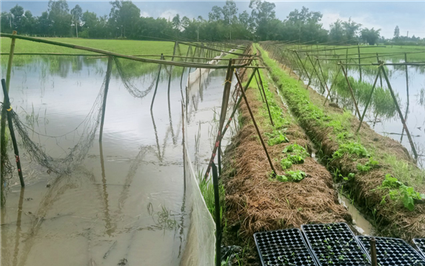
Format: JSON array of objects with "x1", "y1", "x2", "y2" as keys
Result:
[
  {"x1": 0, "y1": 12, "x2": 12, "y2": 33},
  {"x1": 208, "y1": 6, "x2": 223, "y2": 22},
  {"x1": 48, "y1": 0, "x2": 71, "y2": 36},
  {"x1": 361, "y1": 27, "x2": 381, "y2": 45},
  {"x1": 71, "y1": 4, "x2": 82, "y2": 37},
  {"x1": 329, "y1": 19, "x2": 344, "y2": 44},
  {"x1": 393, "y1": 25, "x2": 400, "y2": 40},
  {"x1": 10, "y1": 4, "x2": 24, "y2": 32},
  {"x1": 285, "y1": 6, "x2": 327, "y2": 43},
  {"x1": 222, "y1": 0, "x2": 238, "y2": 25},
  {"x1": 249, "y1": 0, "x2": 276, "y2": 40},
  {"x1": 109, "y1": 0, "x2": 141, "y2": 38},
  {"x1": 342, "y1": 18, "x2": 361, "y2": 44}
]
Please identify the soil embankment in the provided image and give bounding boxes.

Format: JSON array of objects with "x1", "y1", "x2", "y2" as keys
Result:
[
  {"x1": 221, "y1": 64, "x2": 351, "y2": 265},
  {"x1": 257, "y1": 43, "x2": 425, "y2": 241}
]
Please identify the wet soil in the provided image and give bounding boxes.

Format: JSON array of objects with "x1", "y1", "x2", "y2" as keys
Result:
[
  {"x1": 221, "y1": 70, "x2": 352, "y2": 266},
  {"x1": 259, "y1": 44, "x2": 425, "y2": 241}
]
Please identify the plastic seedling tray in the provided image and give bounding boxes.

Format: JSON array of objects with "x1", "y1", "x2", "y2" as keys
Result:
[
  {"x1": 413, "y1": 239, "x2": 425, "y2": 259},
  {"x1": 254, "y1": 228, "x2": 319, "y2": 266},
  {"x1": 301, "y1": 223, "x2": 370, "y2": 265},
  {"x1": 358, "y1": 236, "x2": 425, "y2": 266}
]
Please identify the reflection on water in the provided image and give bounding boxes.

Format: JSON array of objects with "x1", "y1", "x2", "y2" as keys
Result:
[{"x1": 0, "y1": 56, "x2": 232, "y2": 265}]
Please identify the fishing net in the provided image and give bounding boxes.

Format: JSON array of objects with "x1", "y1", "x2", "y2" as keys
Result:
[
  {"x1": 7, "y1": 79, "x2": 105, "y2": 175},
  {"x1": 114, "y1": 57, "x2": 158, "y2": 99}
]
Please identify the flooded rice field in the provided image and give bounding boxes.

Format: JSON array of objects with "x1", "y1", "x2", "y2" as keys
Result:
[{"x1": 0, "y1": 56, "x2": 235, "y2": 265}]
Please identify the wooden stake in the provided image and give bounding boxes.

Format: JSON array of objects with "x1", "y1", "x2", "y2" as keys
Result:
[
  {"x1": 150, "y1": 54, "x2": 164, "y2": 112},
  {"x1": 340, "y1": 62, "x2": 361, "y2": 120},
  {"x1": 1, "y1": 32, "x2": 17, "y2": 204},
  {"x1": 99, "y1": 56, "x2": 114, "y2": 143},
  {"x1": 1, "y1": 79, "x2": 24, "y2": 187},
  {"x1": 204, "y1": 69, "x2": 256, "y2": 180},
  {"x1": 380, "y1": 65, "x2": 418, "y2": 160},
  {"x1": 234, "y1": 72, "x2": 277, "y2": 176},
  {"x1": 357, "y1": 68, "x2": 381, "y2": 133}
]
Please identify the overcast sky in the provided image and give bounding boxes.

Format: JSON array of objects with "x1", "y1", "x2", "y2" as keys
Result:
[{"x1": 2, "y1": 1, "x2": 425, "y2": 39}]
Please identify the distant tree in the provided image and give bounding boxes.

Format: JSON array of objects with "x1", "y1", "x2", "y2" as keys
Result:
[
  {"x1": 329, "y1": 19, "x2": 344, "y2": 44},
  {"x1": 239, "y1": 10, "x2": 253, "y2": 33},
  {"x1": 48, "y1": 0, "x2": 72, "y2": 36},
  {"x1": 37, "y1": 11, "x2": 52, "y2": 36},
  {"x1": 71, "y1": 4, "x2": 82, "y2": 37},
  {"x1": 22, "y1": 11, "x2": 36, "y2": 35},
  {"x1": 172, "y1": 14, "x2": 180, "y2": 30},
  {"x1": 284, "y1": 6, "x2": 327, "y2": 43},
  {"x1": 10, "y1": 4, "x2": 25, "y2": 32},
  {"x1": 208, "y1": 6, "x2": 223, "y2": 22},
  {"x1": 249, "y1": 0, "x2": 276, "y2": 40},
  {"x1": 361, "y1": 27, "x2": 381, "y2": 45},
  {"x1": 0, "y1": 12, "x2": 12, "y2": 33},
  {"x1": 109, "y1": 0, "x2": 141, "y2": 38},
  {"x1": 222, "y1": 0, "x2": 238, "y2": 25},
  {"x1": 393, "y1": 25, "x2": 400, "y2": 40},
  {"x1": 342, "y1": 18, "x2": 361, "y2": 44}
]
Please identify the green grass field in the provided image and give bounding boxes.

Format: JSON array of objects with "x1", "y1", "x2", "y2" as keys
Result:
[{"x1": 0, "y1": 37, "x2": 183, "y2": 56}]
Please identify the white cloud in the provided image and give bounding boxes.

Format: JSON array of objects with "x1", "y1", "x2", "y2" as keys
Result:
[
  {"x1": 140, "y1": 11, "x2": 150, "y2": 18},
  {"x1": 159, "y1": 10, "x2": 179, "y2": 21}
]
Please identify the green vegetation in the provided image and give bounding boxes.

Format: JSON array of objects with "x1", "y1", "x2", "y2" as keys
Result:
[
  {"x1": 0, "y1": 37, "x2": 182, "y2": 56},
  {"x1": 378, "y1": 174, "x2": 425, "y2": 211},
  {"x1": 258, "y1": 43, "x2": 425, "y2": 237},
  {"x1": 199, "y1": 173, "x2": 225, "y2": 223},
  {"x1": 272, "y1": 170, "x2": 306, "y2": 182},
  {"x1": 281, "y1": 143, "x2": 308, "y2": 169},
  {"x1": 265, "y1": 129, "x2": 289, "y2": 146}
]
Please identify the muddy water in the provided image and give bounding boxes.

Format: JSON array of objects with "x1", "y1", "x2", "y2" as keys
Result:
[
  {"x1": 337, "y1": 194, "x2": 375, "y2": 236},
  {"x1": 0, "y1": 56, "x2": 233, "y2": 265}
]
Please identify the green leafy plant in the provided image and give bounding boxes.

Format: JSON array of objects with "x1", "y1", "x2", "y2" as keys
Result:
[
  {"x1": 280, "y1": 143, "x2": 308, "y2": 169},
  {"x1": 333, "y1": 141, "x2": 369, "y2": 159},
  {"x1": 356, "y1": 157, "x2": 379, "y2": 172},
  {"x1": 378, "y1": 174, "x2": 425, "y2": 211},
  {"x1": 265, "y1": 130, "x2": 289, "y2": 146},
  {"x1": 271, "y1": 170, "x2": 306, "y2": 182}
]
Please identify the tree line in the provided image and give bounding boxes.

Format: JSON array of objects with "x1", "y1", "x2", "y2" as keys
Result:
[{"x1": 1, "y1": 0, "x2": 423, "y2": 45}]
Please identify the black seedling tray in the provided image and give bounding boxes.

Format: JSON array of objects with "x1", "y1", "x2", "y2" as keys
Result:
[
  {"x1": 254, "y1": 228, "x2": 319, "y2": 266},
  {"x1": 358, "y1": 236, "x2": 425, "y2": 266},
  {"x1": 301, "y1": 223, "x2": 370, "y2": 265},
  {"x1": 413, "y1": 239, "x2": 425, "y2": 259}
]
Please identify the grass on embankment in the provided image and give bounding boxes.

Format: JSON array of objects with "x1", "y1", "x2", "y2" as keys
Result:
[{"x1": 257, "y1": 43, "x2": 425, "y2": 241}]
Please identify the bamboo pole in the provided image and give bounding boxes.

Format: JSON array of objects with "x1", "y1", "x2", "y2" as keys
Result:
[
  {"x1": 234, "y1": 72, "x2": 277, "y2": 176},
  {"x1": 400, "y1": 53, "x2": 410, "y2": 142},
  {"x1": 217, "y1": 60, "x2": 234, "y2": 175},
  {"x1": 307, "y1": 54, "x2": 327, "y2": 94},
  {"x1": 294, "y1": 51, "x2": 310, "y2": 82},
  {"x1": 316, "y1": 58, "x2": 331, "y2": 97},
  {"x1": 340, "y1": 62, "x2": 361, "y2": 120},
  {"x1": 257, "y1": 68, "x2": 274, "y2": 127},
  {"x1": 99, "y1": 56, "x2": 114, "y2": 143},
  {"x1": 356, "y1": 68, "x2": 381, "y2": 133},
  {"x1": 1, "y1": 31, "x2": 17, "y2": 206},
  {"x1": 1, "y1": 79, "x2": 24, "y2": 187},
  {"x1": 358, "y1": 46, "x2": 362, "y2": 81},
  {"x1": 380, "y1": 65, "x2": 418, "y2": 160},
  {"x1": 150, "y1": 54, "x2": 164, "y2": 112},
  {"x1": 323, "y1": 67, "x2": 341, "y2": 105},
  {"x1": 0, "y1": 33, "x2": 251, "y2": 70},
  {"x1": 203, "y1": 69, "x2": 256, "y2": 180},
  {"x1": 211, "y1": 163, "x2": 221, "y2": 266}
]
